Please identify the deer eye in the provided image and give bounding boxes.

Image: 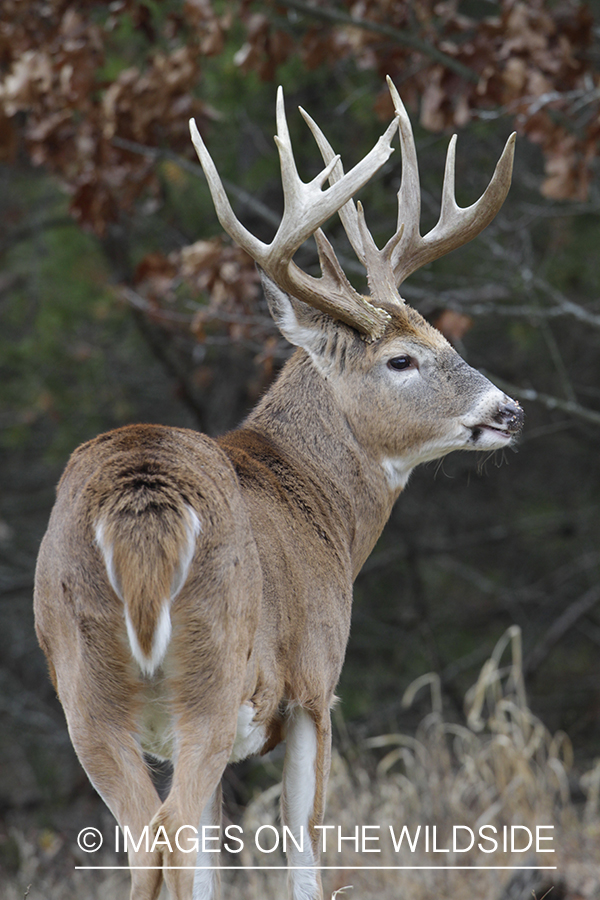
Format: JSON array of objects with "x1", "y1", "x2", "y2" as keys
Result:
[{"x1": 388, "y1": 355, "x2": 413, "y2": 371}]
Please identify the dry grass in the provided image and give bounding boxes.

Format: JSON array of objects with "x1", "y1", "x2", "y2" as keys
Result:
[
  {"x1": 229, "y1": 627, "x2": 600, "y2": 899},
  {"x1": 3, "y1": 626, "x2": 600, "y2": 899}
]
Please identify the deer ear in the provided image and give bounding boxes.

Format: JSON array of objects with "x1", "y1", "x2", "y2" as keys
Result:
[{"x1": 259, "y1": 269, "x2": 330, "y2": 355}]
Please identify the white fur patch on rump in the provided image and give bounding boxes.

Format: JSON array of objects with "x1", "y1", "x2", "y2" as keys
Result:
[
  {"x1": 124, "y1": 601, "x2": 172, "y2": 677},
  {"x1": 171, "y1": 505, "x2": 202, "y2": 599},
  {"x1": 95, "y1": 504, "x2": 201, "y2": 677}
]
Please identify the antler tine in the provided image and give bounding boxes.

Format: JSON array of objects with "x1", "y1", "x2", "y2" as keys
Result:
[
  {"x1": 301, "y1": 94, "x2": 407, "y2": 307},
  {"x1": 190, "y1": 87, "x2": 398, "y2": 339},
  {"x1": 356, "y1": 201, "x2": 405, "y2": 301},
  {"x1": 189, "y1": 118, "x2": 268, "y2": 262},
  {"x1": 299, "y1": 106, "x2": 368, "y2": 267},
  {"x1": 300, "y1": 77, "x2": 515, "y2": 308},
  {"x1": 271, "y1": 88, "x2": 400, "y2": 266},
  {"x1": 386, "y1": 77, "x2": 423, "y2": 253},
  {"x1": 387, "y1": 76, "x2": 516, "y2": 287},
  {"x1": 271, "y1": 86, "x2": 343, "y2": 261}
]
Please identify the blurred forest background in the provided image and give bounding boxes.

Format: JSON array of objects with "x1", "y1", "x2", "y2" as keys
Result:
[{"x1": 2, "y1": 0, "x2": 600, "y2": 897}]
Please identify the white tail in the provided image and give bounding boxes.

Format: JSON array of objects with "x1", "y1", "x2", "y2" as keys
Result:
[
  {"x1": 34, "y1": 80, "x2": 522, "y2": 900},
  {"x1": 94, "y1": 501, "x2": 201, "y2": 675}
]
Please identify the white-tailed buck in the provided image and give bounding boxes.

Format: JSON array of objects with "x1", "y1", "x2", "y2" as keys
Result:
[{"x1": 34, "y1": 78, "x2": 523, "y2": 900}]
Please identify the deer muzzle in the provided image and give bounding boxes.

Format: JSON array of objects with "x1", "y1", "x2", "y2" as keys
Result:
[
  {"x1": 467, "y1": 392, "x2": 524, "y2": 448},
  {"x1": 493, "y1": 400, "x2": 524, "y2": 435}
]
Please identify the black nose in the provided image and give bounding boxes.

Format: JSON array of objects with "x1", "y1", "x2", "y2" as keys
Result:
[{"x1": 494, "y1": 400, "x2": 524, "y2": 434}]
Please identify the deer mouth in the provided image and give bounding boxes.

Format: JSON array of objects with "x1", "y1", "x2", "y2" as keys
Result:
[
  {"x1": 470, "y1": 401, "x2": 524, "y2": 445},
  {"x1": 469, "y1": 396, "x2": 524, "y2": 443},
  {"x1": 470, "y1": 423, "x2": 514, "y2": 443}
]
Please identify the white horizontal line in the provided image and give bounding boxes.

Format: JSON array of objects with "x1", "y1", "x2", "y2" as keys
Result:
[{"x1": 75, "y1": 865, "x2": 557, "y2": 871}]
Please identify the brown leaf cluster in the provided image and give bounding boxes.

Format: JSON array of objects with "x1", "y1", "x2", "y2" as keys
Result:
[
  {"x1": 236, "y1": 0, "x2": 598, "y2": 201},
  {"x1": 0, "y1": 0, "x2": 224, "y2": 232},
  {"x1": 3, "y1": 0, "x2": 598, "y2": 219},
  {"x1": 2, "y1": 0, "x2": 600, "y2": 354},
  {"x1": 233, "y1": 13, "x2": 295, "y2": 81},
  {"x1": 133, "y1": 239, "x2": 264, "y2": 345}
]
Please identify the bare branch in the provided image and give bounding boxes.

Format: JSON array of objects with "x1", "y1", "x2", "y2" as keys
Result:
[
  {"x1": 525, "y1": 584, "x2": 600, "y2": 676},
  {"x1": 482, "y1": 372, "x2": 600, "y2": 428},
  {"x1": 111, "y1": 135, "x2": 282, "y2": 230}
]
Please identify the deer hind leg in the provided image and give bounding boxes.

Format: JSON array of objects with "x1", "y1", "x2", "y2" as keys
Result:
[
  {"x1": 61, "y1": 696, "x2": 164, "y2": 900},
  {"x1": 192, "y1": 783, "x2": 223, "y2": 900},
  {"x1": 147, "y1": 518, "x2": 260, "y2": 899},
  {"x1": 282, "y1": 707, "x2": 332, "y2": 900},
  {"x1": 149, "y1": 706, "x2": 241, "y2": 900}
]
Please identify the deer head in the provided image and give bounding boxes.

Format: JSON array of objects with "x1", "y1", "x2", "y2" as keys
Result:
[{"x1": 190, "y1": 77, "x2": 522, "y2": 495}]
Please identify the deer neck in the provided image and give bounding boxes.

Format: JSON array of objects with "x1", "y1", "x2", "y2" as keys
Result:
[{"x1": 240, "y1": 351, "x2": 397, "y2": 579}]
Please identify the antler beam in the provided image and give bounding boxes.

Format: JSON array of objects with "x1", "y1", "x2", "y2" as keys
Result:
[
  {"x1": 303, "y1": 77, "x2": 516, "y2": 305},
  {"x1": 387, "y1": 78, "x2": 516, "y2": 288},
  {"x1": 190, "y1": 87, "x2": 398, "y2": 339},
  {"x1": 190, "y1": 80, "x2": 516, "y2": 334}
]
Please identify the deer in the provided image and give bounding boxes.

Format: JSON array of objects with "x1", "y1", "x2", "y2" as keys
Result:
[{"x1": 34, "y1": 77, "x2": 523, "y2": 900}]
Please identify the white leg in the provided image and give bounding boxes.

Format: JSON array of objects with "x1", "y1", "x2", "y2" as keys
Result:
[
  {"x1": 193, "y1": 786, "x2": 222, "y2": 900},
  {"x1": 282, "y1": 707, "x2": 325, "y2": 900}
]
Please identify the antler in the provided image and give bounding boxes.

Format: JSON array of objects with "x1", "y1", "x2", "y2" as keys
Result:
[
  {"x1": 388, "y1": 78, "x2": 516, "y2": 289},
  {"x1": 302, "y1": 76, "x2": 516, "y2": 305},
  {"x1": 190, "y1": 81, "x2": 515, "y2": 334},
  {"x1": 190, "y1": 87, "x2": 398, "y2": 340}
]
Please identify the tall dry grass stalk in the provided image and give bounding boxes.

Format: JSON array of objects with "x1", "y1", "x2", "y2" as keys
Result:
[
  {"x1": 3, "y1": 626, "x2": 599, "y2": 899},
  {"x1": 229, "y1": 626, "x2": 600, "y2": 899}
]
